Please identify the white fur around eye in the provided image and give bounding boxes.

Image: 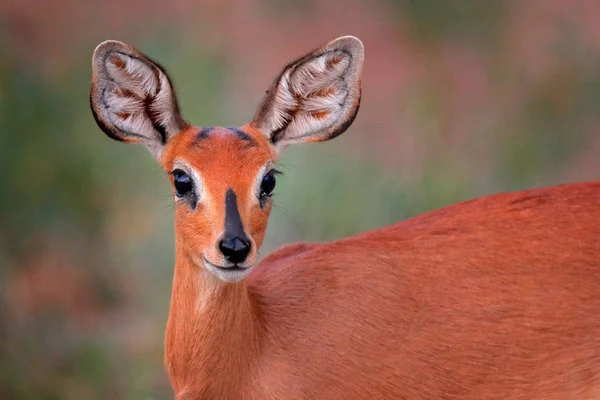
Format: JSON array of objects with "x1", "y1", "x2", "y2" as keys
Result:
[
  {"x1": 251, "y1": 163, "x2": 274, "y2": 200},
  {"x1": 172, "y1": 160, "x2": 205, "y2": 204}
]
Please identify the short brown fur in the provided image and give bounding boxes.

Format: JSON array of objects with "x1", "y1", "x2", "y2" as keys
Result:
[
  {"x1": 90, "y1": 38, "x2": 600, "y2": 399},
  {"x1": 165, "y1": 182, "x2": 600, "y2": 400}
]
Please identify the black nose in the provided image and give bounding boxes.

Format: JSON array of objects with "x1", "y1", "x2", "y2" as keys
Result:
[{"x1": 219, "y1": 236, "x2": 251, "y2": 264}]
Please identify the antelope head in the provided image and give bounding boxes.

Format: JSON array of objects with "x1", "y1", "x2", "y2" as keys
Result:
[{"x1": 90, "y1": 36, "x2": 364, "y2": 282}]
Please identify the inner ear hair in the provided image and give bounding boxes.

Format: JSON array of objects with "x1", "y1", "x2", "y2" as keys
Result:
[
  {"x1": 90, "y1": 40, "x2": 188, "y2": 158},
  {"x1": 251, "y1": 36, "x2": 364, "y2": 147}
]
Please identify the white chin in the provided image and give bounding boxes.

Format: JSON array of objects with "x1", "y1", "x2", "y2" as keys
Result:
[{"x1": 203, "y1": 257, "x2": 253, "y2": 283}]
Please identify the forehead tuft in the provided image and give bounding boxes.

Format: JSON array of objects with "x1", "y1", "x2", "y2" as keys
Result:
[
  {"x1": 195, "y1": 126, "x2": 254, "y2": 145},
  {"x1": 161, "y1": 126, "x2": 275, "y2": 174}
]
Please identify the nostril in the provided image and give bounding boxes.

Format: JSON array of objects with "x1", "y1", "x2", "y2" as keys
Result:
[{"x1": 219, "y1": 236, "x2": 251, "y2": 263}]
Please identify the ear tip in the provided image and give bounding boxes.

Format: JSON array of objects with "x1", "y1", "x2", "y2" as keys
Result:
[
  {"x1": 334, "y1": 35, "x2": 363, "y2": 46},
  {"x1": 93, "y1": 40, "x2": 131, "y2": 62},
  {"x1": 330, "y1": 35, "x2": 364, "y2": 58}
]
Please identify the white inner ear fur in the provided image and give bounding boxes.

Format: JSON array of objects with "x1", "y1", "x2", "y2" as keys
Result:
[
  {"x1": 101, "y1": 53, "x2": 180, "y2": 147},
  {"x1": 264, "y1": 49, "x2": 354, "y2": 142}
]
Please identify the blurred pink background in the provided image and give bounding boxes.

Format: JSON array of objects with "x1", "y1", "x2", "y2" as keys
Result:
[{"x1": 1, "y1": 1, "x2": 599, "y2": 398}]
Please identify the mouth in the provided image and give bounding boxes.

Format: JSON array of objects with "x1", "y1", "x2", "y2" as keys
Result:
[{"x1": 202, "y1": 255, "x2": 253, "y2": 283}]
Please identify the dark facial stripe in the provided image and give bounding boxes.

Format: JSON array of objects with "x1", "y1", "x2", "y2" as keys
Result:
[
  {"x1": 196, "y1": 126, "x2": 214, "y2": 140},
  {"x1": 224, "y1": 189, "x2": 249, "y2": 241},
  {"x1": 226, "y1": 127, "x2": 254, "y2": 144},
  {"x1": 196, "y1": 126, "x2": 254, "y2": 146}
]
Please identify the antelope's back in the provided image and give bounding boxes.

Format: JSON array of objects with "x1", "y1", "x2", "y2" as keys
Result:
[{"x1": 251, "y1": 182, "x2": 600, "y2": 399}]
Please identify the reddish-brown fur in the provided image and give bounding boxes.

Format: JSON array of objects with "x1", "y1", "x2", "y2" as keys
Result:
[
  {"x1": 161, "y1": 126, "x2": 276, "y2": 270},
  {"x1": 161, "y1": 125, "x2": 600, "y2": 399},
  {"x1": 90, "y1": 37, "x2": 600, "y2": 399}
]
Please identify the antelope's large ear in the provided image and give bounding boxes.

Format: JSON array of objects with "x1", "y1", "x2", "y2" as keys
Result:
[
  {"x1": 251, "y1": 36, "x2": 364, "y2": 148},
  {"x1": 90, "y1": 40, "x2": 188, "y2": 159}
]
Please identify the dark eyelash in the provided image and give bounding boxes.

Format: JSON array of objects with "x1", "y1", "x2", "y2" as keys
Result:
[{"x1": 270, "y1": 168, "x2": 283, "y2": 176}]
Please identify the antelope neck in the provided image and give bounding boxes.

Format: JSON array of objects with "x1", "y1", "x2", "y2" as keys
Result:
[{"x1": 165, "y1": 242, "x2": 260, "y2": 397}]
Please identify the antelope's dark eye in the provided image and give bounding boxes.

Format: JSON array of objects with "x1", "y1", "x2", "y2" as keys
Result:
[
  {"x1": 173, "y1": 169, "x2": 193, "y2": 197},
  {"x1": 260, "y1": 172, "x2": 276, "y2": 198}
]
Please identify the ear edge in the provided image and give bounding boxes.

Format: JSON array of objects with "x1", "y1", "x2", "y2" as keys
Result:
[
  {"x1": 90, "y1": 40, "x2": 189, "y2": 152},
  {"x1": 325, "y1": 35, "x2": 365, "y2": 60},
  {"x1": 277, "y1": 35, "x2": 364, "y2": 78},
  {"x1": 91, "y1": 42, "x2": 144, "y2": 144},
  {"x1": 89, "y1": 87, "x2": 161, "y2": 145},
  {"x1": 252, "y1": 35, "x2": 364, "y2": 146},
  {"x1": 311, "y1": 93, "x2": 361, "y2": 143},
  {"x1": 93, "y1": 40, "x2": 132, "y2": 63},
  {"x1": 89, "y1": 89, "x2": 134, "y2": 143},
  {"x1": 267, "y1": 91, "x2": 361, "y2": 146}
]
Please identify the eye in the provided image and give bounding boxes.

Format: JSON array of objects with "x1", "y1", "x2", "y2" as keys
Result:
[
  {"x1": 172, "y1": 169, "x2": 193, "y2": 197},
  {"x1": 260, "y1": 171, "x2": 276, "y2": 198}
]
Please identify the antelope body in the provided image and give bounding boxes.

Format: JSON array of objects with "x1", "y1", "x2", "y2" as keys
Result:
[{"x1": 90, "y1": 37, "x2": 600, "y2": 399}]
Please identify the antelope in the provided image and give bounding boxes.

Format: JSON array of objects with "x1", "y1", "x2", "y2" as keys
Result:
[{"x1": 90, "y1": 36, "x2": 600, "y2": 399}]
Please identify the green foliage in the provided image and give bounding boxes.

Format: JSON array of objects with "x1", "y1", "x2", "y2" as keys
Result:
[
  {"x1": 387, "y1": 0, "x2": 507, "y2": 45},
  {"x1": 266, "y1": 143, "x2": 472, "y2": 253}
]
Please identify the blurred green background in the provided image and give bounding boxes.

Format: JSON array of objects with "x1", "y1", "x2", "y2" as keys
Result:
[{"x1": 1, "y1": 0, "x2": 599, "y2": 398}]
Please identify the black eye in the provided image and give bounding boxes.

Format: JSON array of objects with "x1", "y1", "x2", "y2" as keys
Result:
[
  {"x1": 173, "y1": 169, "x2": 193, "y2": 197},
  {"x1": 260, "y1": 172, "x2": 276, "y2": 198}
]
